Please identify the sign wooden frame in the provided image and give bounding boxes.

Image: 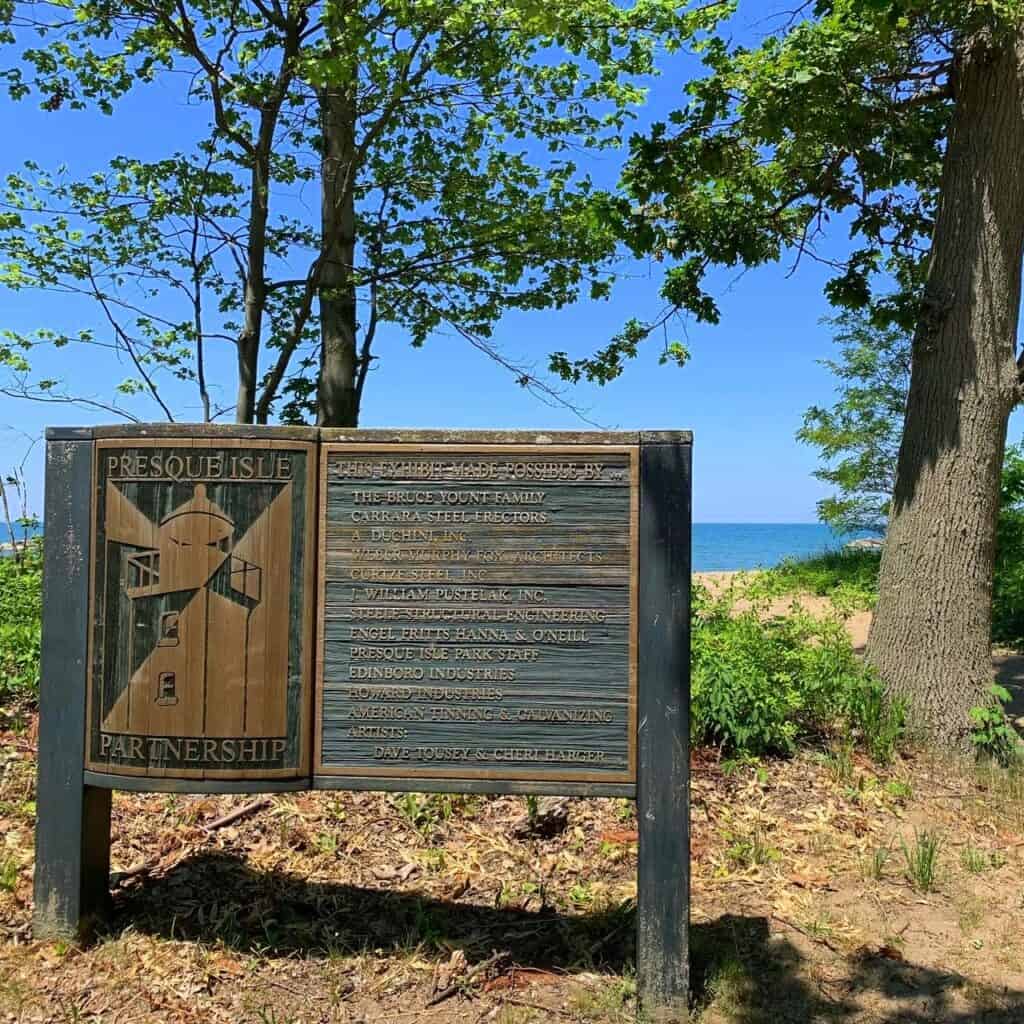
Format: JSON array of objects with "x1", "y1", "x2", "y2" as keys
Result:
[{"x1": 33, "y1": 425, "x2": 691, "y2": 1022}]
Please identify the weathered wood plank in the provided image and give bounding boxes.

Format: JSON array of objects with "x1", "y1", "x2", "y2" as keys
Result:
[
  {"x1": 34, "y1": 438, "x2": 112, "y2": 940},
  {"x1": 312, "y1": 776, "x2": 637, "y2": 798},
  {"x1": 86, "y1": 424, "x2": 319, "y2": 441},
  {"x1": 83, "y1": 771, "x2": 308, "y2": 794},
  {"x1": 317, "y1": 444, "x2": 637, "y2": 783},
  {"x1": 637, "y1": 441, "x2": 692, "y2": 1022},
  {"x1": 320, "y1": 428, "x2": 661, "y2": 444}
]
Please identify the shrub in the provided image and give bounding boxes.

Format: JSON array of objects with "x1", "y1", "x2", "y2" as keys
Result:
[
  {"x1": 748, "y1": 547, "x2": 880, "y2": 611},
  {"x1": 969, "y1": 684, "x2": 1021, "y2": 765},
  {"x1": 0, "y1": 538, "x2": 43, "y2": 705},
  {"x1": 690, "y1": 582, "x2": 902, "y2": 758}
]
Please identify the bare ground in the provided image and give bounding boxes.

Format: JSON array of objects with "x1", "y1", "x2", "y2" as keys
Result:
[
  {"x1": 4, "y1": 721, "x2": 1024, "y2": 1022},
  {"x1": 2, "y1": 581, "x2": 1024, "y2": 1022}
]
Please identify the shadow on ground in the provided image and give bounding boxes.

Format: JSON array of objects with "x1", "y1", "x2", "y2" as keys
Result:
[{"x1": 107, "y1": 851, "x2": 1024, "y2": 1022}]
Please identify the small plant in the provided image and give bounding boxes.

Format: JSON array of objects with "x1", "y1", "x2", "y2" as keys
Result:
[
  {"x1": 524, "y1": 794, "x2": 539, "y2": 828},
  {"x1": 390, "y1": 792, "x2": 472, "y2": 836},
  {"x1": 614, "y1": 798, "x2": 635, "y2": 823},
  {"x1": 884, "y1": 779, "x2": 913, "y2": 803},
  {"x1": 805, "y1": 911, "x2": 835, "y2": 939},
  {"x1": 702, "y1": 957, "x2": 750, "y2": 1017},
  {"x1": 961, "y1": 843, "x2": 989, "y2": 875},
  {"x1": 569, "y1": 974, "x2": 637, "y2": 1022},
  {"x1": 255, "y1": 1007, "x2": 298, "y2": 1024},
  {"x1": 721, "y1": 752, "x2": 768, "y2": 784},
  {"x1": 725, "y1": 830, "x2": 779, "y2": 869},
  {"x1": 845, "y1": 681, "x2": 905, "y2": 765},
  {"x1": 901, "y1": 829, "x2": 942, "y2": 893},
  {"x1": 970, "y1": 684, "x2": 1021, "y2": 765},
  {"x1": 568, "y1": 881, "x2": 594, "y2": 906},
  {"x1": 0, "y1": 856, "x2": 19, "y2": 892},
  {"x1": 420, "y1": 848, "x2": 446, "y2": 873},
  {"x1": 314, "y1": 831, "x2": 338, "y2": 855},
  {"x1": 414, "y1": 900, "x2": 444, "y2": 947},
  {"x1": 823, "y1": 743, "x2": 854, "y2": 786},
  {"x1": 862, "y1": 843, "x2": 892, "y2": 881}
]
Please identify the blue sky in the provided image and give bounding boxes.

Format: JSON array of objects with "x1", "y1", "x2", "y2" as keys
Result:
[{"x1": 0, "y1": 6, "x2": 994, "y2": 523}]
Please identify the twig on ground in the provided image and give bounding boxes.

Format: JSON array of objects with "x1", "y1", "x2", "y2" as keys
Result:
[
  {"x1": 770, "y1": 914, "x2": 844, "y2": 955},
  {"x1": 204, "y1": 797, "x2": 271, "y2": 832},
  {"x1": 110, "y1": 860, "x2": 157, "y2": 887},
  {"x1": 426, "y1": 950, "x2": 510, "y2": 1008},
  {"x1": 263, "y1": 976, "x2": 308, "y2": 998}
]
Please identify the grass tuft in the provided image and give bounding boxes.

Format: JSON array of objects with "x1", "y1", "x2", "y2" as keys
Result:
[{"x1": 901, "y1": 829, "x2": 942, "y2": 893}]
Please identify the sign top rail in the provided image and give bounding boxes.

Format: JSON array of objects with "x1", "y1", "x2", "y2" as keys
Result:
[{"x1": 46, "y1": 425, "x2": 693, "y2": 445}]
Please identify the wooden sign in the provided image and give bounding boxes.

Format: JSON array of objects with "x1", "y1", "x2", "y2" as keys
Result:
[
  {"x1": 316, "y1": 443, "x2": 637, "y2": 789},
  {"x1": 34, "y1": 426, "x2": 690, "y2": 1022},
  {"x1": 84, "y1": 435, "x2": 316, "y2": 781}
]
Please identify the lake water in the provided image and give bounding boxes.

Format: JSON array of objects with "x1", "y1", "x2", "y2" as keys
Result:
[{"x1": 692, "y1": 523, "x2": 866, "y2": 572}]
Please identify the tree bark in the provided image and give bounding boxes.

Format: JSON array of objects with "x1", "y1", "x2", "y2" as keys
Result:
[
  {"x1": 866, "y1": 28, "x2": 1024, "y2": 747},
  {"x1": 232, "y1": 15, "x2": 301, "y2": 424},
  {"x1": 235, "y1": 123, "x2": 274, "y2": 424},
  {"x1": 316, "y1": 85, "x2": 360, "y2": 427}
]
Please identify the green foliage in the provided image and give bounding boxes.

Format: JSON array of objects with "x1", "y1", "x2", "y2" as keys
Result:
[
  {"x1": 751, "y1": 547, "x2": 881, "y2": 611},
  {"x1": 960, "y1": 842, "x2": 991, "y2": 875},
  {"x1": 725, "y1": 831, "x2": 779, "y2": 869},
  {"x1": 690, "y1": 582, "x2": 903, "y2": 758},
  {"x1": 524, "y1": 793, "x2": 540, "y2": 828},
  {"x1": 823, "y1": 742, "x2": 854, "y2": 786},
  {"x1": 390, "y1": 791, "x2": 476, "y2": 837},
  {"x1": 861, "y1": 842, "x2": 892, "y2": 881},
  {"x1": 901, "y1": 828, "x2": 942, "y2": 893},
  {"x1": 798, "y1": 310, "x2": 909, "y2": 535},
  {"x1": 0, "y1": 1, "x2": 708, "y2": 423},
  {"x1": 0, "y1": 856, "x2": 18, "y2": 892},
  {"x1": 607, "y1": 0, "x2": 961, "y2": 373},
  {"x1": 969, "y1": 684, "x2": 1021, "y2": 765},
  {"x1": 801, "y1": 305, "x2": 1024, "y2": 649},
  {"x1": 0, "y1": 538, "x2": 41, "y2": 705},
  {"x1": 846, "y1": 676, "x2": 906, "y2": 765}
]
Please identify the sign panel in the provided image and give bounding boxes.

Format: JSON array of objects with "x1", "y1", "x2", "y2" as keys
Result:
[
  {"x1": 316, "y1": 444, "x2": 638, "y2": 783},
  {"x1": 86, "y1": 438, "x2": 315, "y2": 780}
]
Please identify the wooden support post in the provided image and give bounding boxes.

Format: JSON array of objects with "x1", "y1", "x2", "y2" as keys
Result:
[
  {"x1": 33, "y1": 433, "x2": 111, "y2": 941},
  {"x1": 637, "y1": 439, "x2": 691, "y2": 1022}
]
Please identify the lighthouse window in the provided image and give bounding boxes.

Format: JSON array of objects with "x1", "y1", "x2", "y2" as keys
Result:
[{"x1": 158, "y1": 611, "x2": 180, "y2": 646}]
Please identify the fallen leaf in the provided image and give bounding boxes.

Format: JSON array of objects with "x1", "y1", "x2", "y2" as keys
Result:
[
  {"x1": 788, "y1": 872, "x2": 835, "y2": 890},
  {"x1": 484, "y1": 968, "x2": 563, "y2": 992},
  {"x1": 600, "y1": 829, "x2": 639, "y2": 844}
]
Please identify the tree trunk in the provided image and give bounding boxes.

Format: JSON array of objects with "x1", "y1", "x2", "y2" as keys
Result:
[
  {"x1": 866, "y1": 28, "x2": 1024, "y2": 747},
  {"x1": 235, "y1": 135, "x2": 273, "y2": 424},
  {"x1": 316, "y1": 86, "x2": 360, "y2": 428}
]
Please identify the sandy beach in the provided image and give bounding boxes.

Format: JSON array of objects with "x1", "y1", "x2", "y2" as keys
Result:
[{"x1": 694, "y1": 569, "x2": 874, "y2": 650}]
